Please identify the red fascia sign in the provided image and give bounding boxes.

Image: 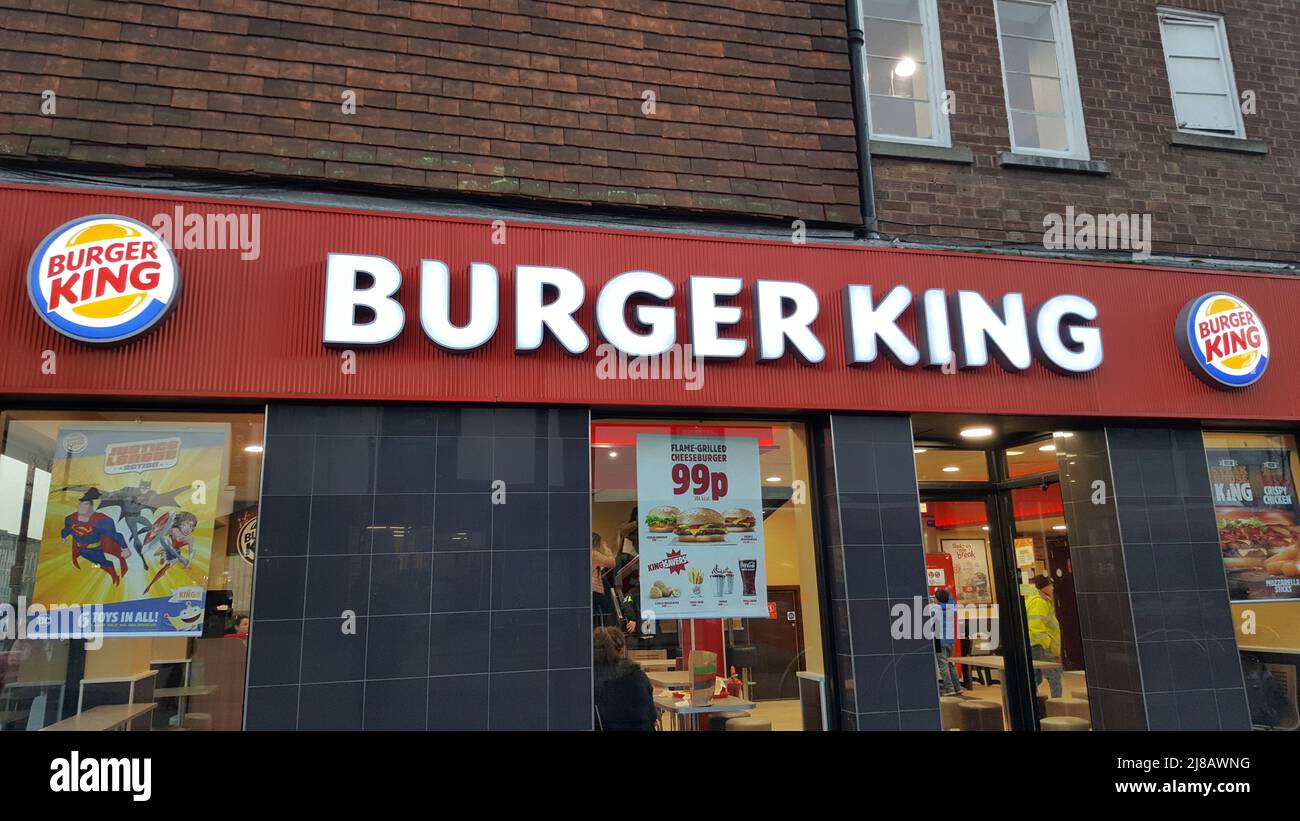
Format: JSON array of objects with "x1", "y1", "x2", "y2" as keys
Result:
[{"x1": 3, "y1": 183, "x2": 1300, "y2": 420}]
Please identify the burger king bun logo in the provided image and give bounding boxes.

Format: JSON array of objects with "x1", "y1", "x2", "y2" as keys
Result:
[
  {"x1": 1175, "y1": 292, "x2": 1269, "y2": 389},
  {"x1": 27, "y1": 215, "x2": 180, "y2": 344}
]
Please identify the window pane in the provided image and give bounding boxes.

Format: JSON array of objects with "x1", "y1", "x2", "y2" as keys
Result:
[
  {"x1": 1010, "y1": 110, "x2": 1070, "y2": 151},
  {"x1": 1173, "y1": 92, "x2": 1237, "y2": 131},
  {"x1": 1168, "y1": 56, "x2": 1230, "y2": 95},
  {"x1": 862, "y1": 0, "x2": 921, "y2": 23},
  {"x1": 997, "y1": 0, "x2": 1055, "y2": 39},
  {"x1": 1001, "y1": 35, "x2": 1061, "y2": 77},
  {"x1": 1162, "y1": 20, "x2": 1222, "y2": 58},
  {"x1": 867, "y1": 56, "x2": 930, "y2": 100},
  {"x1": 865, "y1": 18, "x2": 927, "y2": 60},
  {"x1": 1006, "y1": 73, "x2": 1065, "y2": 114},
  {"x1": 914, "y1": 448, "x2": 989, "y2": 482},
  {"x1": 870, "y1": 94, "x2": 933, "y2": 138}
]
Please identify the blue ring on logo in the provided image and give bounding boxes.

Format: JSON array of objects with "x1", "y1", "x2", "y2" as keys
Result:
[
  {"x1": 26, "y1": 214, "x2": 180, "y2": 345},
  {"x1": 1180, "y1": 291, "x2": 1268, "y2": 388}
]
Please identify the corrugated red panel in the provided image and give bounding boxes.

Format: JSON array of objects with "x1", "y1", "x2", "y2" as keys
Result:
[{"x1": 3, "y1": 182, "x2": 1299, "y2": 421}]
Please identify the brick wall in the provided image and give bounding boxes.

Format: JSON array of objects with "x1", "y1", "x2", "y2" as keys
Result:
[
  {"x1": 0, "y1": 0, "x2": 860, "y2": 224},
  {"x1": 0, "y1": 0, "x2": 1295, "y2": 261},
  {"x1": 875, "y1": 0, "x2": 1299, "y2": 262}
]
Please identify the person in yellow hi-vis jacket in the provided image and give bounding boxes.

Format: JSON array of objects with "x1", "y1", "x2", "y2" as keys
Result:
[{"x1": 1025, "y1": 575, "x2": 1063, "y2": 698}]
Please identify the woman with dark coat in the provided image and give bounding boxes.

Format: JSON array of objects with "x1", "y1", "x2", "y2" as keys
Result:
[{"x1": 592, "y1": 626, "x2": 658, "y2": 731}]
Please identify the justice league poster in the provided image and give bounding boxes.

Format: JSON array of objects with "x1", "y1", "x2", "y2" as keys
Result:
[
  {"x1": 635, "y1": 432, "x2": 768, "y2": 620},
  {"x1": 29, "y1": 423, "x2": 229, "y2": 637}
]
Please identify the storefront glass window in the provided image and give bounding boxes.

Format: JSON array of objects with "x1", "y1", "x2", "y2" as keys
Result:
[
  {"x1": 1004, "y1": 435, "x2": 1064, "y2": 479},
  {"x1": 0, "y1": 410, "x2": 263, "y2": 731},
  {"x1": 590, "y1": 420, "x2": 825, "y2": 730},
  {"x1": 914, "y1": 447, "x2": 989, "y2": 482},
  {"x1": 1203, "y1": 430, "x2": 1300, "y2": 731}
]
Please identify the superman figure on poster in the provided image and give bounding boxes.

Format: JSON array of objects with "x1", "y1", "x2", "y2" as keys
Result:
[{"x1": 60, "y1": 489, "x2": 130, "y2": 586}]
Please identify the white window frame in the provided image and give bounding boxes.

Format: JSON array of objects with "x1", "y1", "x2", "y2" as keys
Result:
[
  {"x1": 992, "y1": 0, "x2": 1090, "y2": 160},
  {"x1": 1157, "y1": 7, "x2": 1247, "y2": 139},
  {"x1": 859, "y1": 0, "x2": 952, "y2": 148}
]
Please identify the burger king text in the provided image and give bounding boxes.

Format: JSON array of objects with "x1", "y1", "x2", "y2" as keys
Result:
[{"x1": 322, "y1": 254, "x2": 1104, "y2": 375}]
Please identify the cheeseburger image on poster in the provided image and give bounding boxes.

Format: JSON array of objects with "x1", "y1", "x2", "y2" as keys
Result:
[{"x1": 29, "y1": 423, "x2": 228, "y2": 638}]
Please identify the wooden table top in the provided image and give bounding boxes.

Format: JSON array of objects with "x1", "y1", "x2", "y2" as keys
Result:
[
  {"x1": 154, "y1": 685, "x2": 218, "y2": 698},
  {"x1": 41, "y1": 703, "x2": 156, "y2": 732}
]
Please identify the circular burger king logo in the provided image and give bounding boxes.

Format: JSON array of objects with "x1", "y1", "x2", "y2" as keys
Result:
[
  {"x1": 27, "y1": 214, "x2": 180, "y2": 344},
  {"x1": 1175, "y1": 292, "x2": 1269, "y2": 388}
]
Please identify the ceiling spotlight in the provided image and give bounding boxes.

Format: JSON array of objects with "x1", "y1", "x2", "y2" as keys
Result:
[
  {"x1": 942, "y1": 466, "x2": 960, "y2": 473},
  {"x1": 960, "y1": 426, "x2": 994, "y2": 439},
  {"x1": 1052, "y1": 525, "x2": 1068, "y2": 531},
  {"x1": 1039, "y1": 444, "x2": 1057, "y2": 452},
  {"x1": 982, "y1": 526, "x2": 989, "y2": 531},
  {"x1": 244, "y1": 445, "x2": 264, "y2": 454},
  {"x1": 766, "y1": 476, "x2": 782, "y2": 482},
  {"x1": 609, "y1": 451, "x2": 618, "y2": 458},
  {"x1": 1006, "y1": 450, "x2": 1024, "y2": 456},
  {"x1": 914, "y1": 448, "x2": 927, "y2": 454}
]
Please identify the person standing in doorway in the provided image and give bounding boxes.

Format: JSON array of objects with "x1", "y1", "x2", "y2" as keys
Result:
[
  {"x1": 933, "y1": 588, "x2": 961, "y2": 696},
  {"x1": 1026, "y1": 575, "x2": 1063, "y2": 698}
]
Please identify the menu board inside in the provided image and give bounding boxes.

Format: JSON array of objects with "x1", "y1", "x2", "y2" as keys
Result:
[
  {"x1": 1207, "y1": 434, "x2": 1300, "y2": 602},
  {"x1": 635, "y1": 432, "x2": 767, "y2": 619}
]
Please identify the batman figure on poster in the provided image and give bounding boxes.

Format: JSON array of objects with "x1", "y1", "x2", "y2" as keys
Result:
[{"x1": 59, "y1": 481, "x2": 192, "y2": 572}]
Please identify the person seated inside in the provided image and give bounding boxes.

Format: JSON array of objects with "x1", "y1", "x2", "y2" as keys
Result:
[{"x1": 592, "y1": 625, "x2": 657, "y2": 731}]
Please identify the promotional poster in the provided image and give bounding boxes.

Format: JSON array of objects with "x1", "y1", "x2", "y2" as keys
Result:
[
  {"x1": 1207, "y1": 446, "x2": 1300, "y2": 602},
  {"x1": 635, "y1": 432, "x2": 767, "y2": 619},
  {"x1": 29, "y1": 423, "x2": 229, "y2": 637},
  {"x1": 940, "y1": 538, "x2": 994, "y2": 605}
]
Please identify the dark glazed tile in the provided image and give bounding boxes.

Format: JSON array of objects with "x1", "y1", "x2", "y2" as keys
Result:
[
  {"x1": 838, "y1": 493, "x2": 883, "y2": 545},
  {"x1": 1154, "y1": 543, "x2": 1197, "y2": 592},
  {"x1": 304, "y1": 554, "x2": 370, "y2": 618},
  {"x1": 371, "y1": 493, "x2": 434, "y2": 553},
  {"x1": 243, "y1": 685, "x2": 298, "y2": 730},
  {"x1": 548, "y1": 607, "x2": 591, "y2": 669},
  {"x1": 298, "y1": 682, "x2": 363, "y2": 730},
  {"x1": 1175, "y1": 689, "x2": 1219, "y2": 731},
  {"x1": 257, "y1": 495, "x2": 311, "y2": 558},
  {"x1": 492, "y1": 550, "x2": 549, "y2": 609},
  {"x1": 313, "y1": 405, "x2": 379, "y2": 436},
  {"x1": 550, "y1": 668, "x2": 593, "y2": 731},
  {"x1": 300, "y1": 616, "x2": 368, "y2": 683},
  {"x1": 879, "y1": 493, "x2": 922, "y2": 545},
  {"x1": 549, "y1": 549, "x2": 592, "y2": 609},
  {"x1": 266, "y1": 404, "x2": 318, "y2": 436},
  {"x1": 435, "y1": 436, "x2": 493, "y2": 493},
  {"x1": 848, "y1": 599, "x2": 894, "y2": 655},
  {"x1": 492, "y1": 492, "x2": 549, "y2": 550},
  {"x1": 1167, "y1": 639, "x2": 1213, "y2": 690},
  {"x1": 489, "y1": 672, "x2": 548, "y2": 730},
  {"x1": 431, "y1": 552, "x2": 491, "y2": 612},
  {"x1": 834, "y1": 447, "x2": 878, "y2": 494},
  {"x1": 875, "y1": 442, "x2": 919, "y2": 494},
  {"x1": 428, "y1": 611, "x2": 490, "y2": 675},
  {"x1": 433, "y1": 492, "x2": 492, "y2": 551},
  {"x1": 247, "y1": 620, "x2": 303, "y2": 686},
  {"x1": 493, "y1": 436, "x2": 549, "y2": 492},
  {"x1": 261, "y1": 435, "x2": 316, "y2": 495},
  {"x1": 843, "y1": 545, "x2": 888, "y2": 600},
  {"x1": 376, "y1": 435, "x2": 438, "y2": 493},
  {"x1": 368, "y1": 553, "x2": 433, "y2": 615},
  {"x1": 490, "y1": 609, "x2": 549, "y2": 672},
  {"x1": 251, "y1": 556, "x2": 306, "y2": 621},
  {"x1": 312, "y1": 436, "x2": 376, "y2": 494},
  {"x1": 1215, "y1": 687, "x2": 1250, "y2": 731},
  {"x1": 1138, "y1": 641, "x2": 1173, "y2": 693},
  {"x1": 549, "y1": 492, "x2": 590, "y2": 551},
  {"x1": 364, "y1": 677, "x2": 428, "y2": 730},
  {"x1": 852, "y1": 655, "x2": 898, "y2": 712},
  {"x1": 437, "y1": 408, "x2": 495, "y2": 437},
  {"x1": 427, "y1": 674, "x2": 488, "y2": 730},
  {"x1": 308, "y1": 494, "x2": 372, "y2": 556},
  {"x1": 365, "y1": 614, "x2": 430, "y2": 679},
  {"x1": 548, "y1": 437, "x2": 590, "y2": 492},
  {"x1": 379, "y1": 405, "x2": 442, "y2": 437}
]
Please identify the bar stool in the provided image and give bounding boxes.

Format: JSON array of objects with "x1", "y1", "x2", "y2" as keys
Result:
[
  {"x1": 957, "y1": 700, "x2": 1003, "y2": 731},
  {"x1": 939, "y1": 695, "x2": 964, "y2": 729},
  {"x1": 1040, "y1": 716, "x2": 1090, "y2": 731},
  {"x1": 725, "y1": 716, "x2": 772, "y2": 731},
  {"x1": 1046, "y1": 697, "x2": 1091, "y2": 720}
]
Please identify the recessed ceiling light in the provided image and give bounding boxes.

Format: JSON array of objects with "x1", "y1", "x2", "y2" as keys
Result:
[
  {"x1": 244, "y1": 445, "x2": 264, "y2": 453},
  {"x1": 960, "y1": 426, "x2": 994, "y2": 439},
  {"x1": 1006, "y1": 450, "x2": 1024, "y2": 456},
  {"x1": 766, "y1": 476, "x2": 782, "y2": 482},
  {"x1": 913, "y1": 448, "x2": 927, "y2": 454},
  {"x1": 942, "y1": 466, "x2": 960, "y2": 473},
  {"x1": 981, "y1": 526, "x2": 989, "y2": 531},
  {"x1": 1053, "y1": 431, "x2": 1075, "y2": 438},
  {"x1": 609, "y1": 451, "x2": 618, "y2": 458},
  {"x1": 1039, "y1": 444, "x2": 1056, "y2": 452},
  {"x1": 1052, "y1": 525, "x2": 1067, "y2": 531}
]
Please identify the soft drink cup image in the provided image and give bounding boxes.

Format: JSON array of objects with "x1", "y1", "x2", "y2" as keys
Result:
[{"x1": 739, "y1": 559, "x2": 757, "y2": 596}]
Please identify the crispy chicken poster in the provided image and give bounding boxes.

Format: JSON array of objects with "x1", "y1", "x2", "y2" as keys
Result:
[{"x1": 30, "y1": 424, "x2": 229, "y2": 637}]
